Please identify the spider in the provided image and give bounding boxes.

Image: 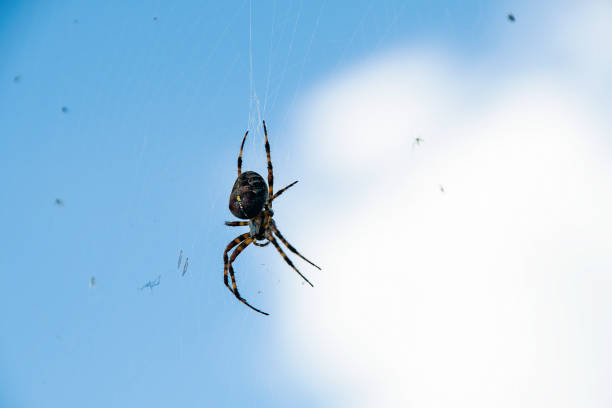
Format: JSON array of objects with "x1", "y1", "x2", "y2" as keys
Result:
[{"x1": 223, "y1": 120, "x2": 321, "y2": 315}]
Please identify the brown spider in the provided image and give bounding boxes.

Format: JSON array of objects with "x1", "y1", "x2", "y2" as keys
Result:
[{"x1": 223, "y1": 120, "x2": 321, "y2": 315}]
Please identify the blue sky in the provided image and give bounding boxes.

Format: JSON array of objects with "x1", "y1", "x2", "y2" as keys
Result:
[{"x1": 2, "y1": 1, "x2": 611, "y2": 407}]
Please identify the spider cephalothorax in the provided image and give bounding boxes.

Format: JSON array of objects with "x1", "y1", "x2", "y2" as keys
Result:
[{"x1": 223, "y1": 121, "x2": 320, "y2": 315}]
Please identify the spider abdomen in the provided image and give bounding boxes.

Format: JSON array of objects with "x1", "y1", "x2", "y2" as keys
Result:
[{"x1": 229, "y1": 171, "x2": 268, "y2": 219}]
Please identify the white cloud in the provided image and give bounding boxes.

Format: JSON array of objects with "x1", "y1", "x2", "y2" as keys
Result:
[
  {"x1": 278, "y1": 47, "x2": 612, "y2": 407},
  {"x1": 553, "y1": 1, "x2": 612, "y2": 74}
]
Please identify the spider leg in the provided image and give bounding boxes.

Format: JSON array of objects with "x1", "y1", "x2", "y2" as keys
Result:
[
  {"x1": 228, "y1": 264, "x2": 268, "y2": 315},
  {"x1": 270, "y1": 222, "x2": 321, "y2": 270},
  {"x1": 227, "y1": 238, "x2": 269, "y2": 315},
  {"x1": 225, "y1": 221, "x2": 249, "y2": 227},
  {"x1": 263, "y1": 120, "x2": 274, "y2": 204},
  {"x1": 253, "y1": 240, "x2": 270, "y2": 247},
  {"x1": 271, "y1": 180, "x2": 298, "y2": 202},
  {"x1": 223, "y1": 232, "x2": 250, "y2": 293},
  {"x1": 269, "y1": 235, "x2": 314, "y2": 287},
  {"x1": 237, "y1": 130, "x2": 249, "y2": 176}
]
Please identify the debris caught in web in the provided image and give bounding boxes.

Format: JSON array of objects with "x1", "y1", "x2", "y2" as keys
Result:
[
  {"x1": 182, "y1": 257, "x2": 189, "y2": 276},
  {"x1": 139, "y1": 275, "x2": 161, "y2": 291},
  {"x1": 177, "y1": 249, "x2": 183, "y2": 270}
]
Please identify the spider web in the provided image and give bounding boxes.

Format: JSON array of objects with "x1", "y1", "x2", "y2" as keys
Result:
[
  {"x1": 0, "y1": 1, "x2": 482, "y2": 407},
  {"x1": 122, "y1": 0, "x2": 330, "y2": 326}
]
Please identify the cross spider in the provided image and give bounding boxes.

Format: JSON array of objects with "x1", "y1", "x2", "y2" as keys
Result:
[{"x1": 223, "y1": 120, "x2": 321, "y2": 315}]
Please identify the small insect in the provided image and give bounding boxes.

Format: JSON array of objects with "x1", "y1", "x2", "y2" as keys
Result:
[
  {"x1": 153, "y1": 16, "x2": 157, "y2": 21},
  {"x1": 182, "y1": 257, "x2": 189, "y2": 277},
  {"x1": 139, "y1": 275, "x2": 161, "y2": 291},
  {"x1": 177, "y1": 249, "x2": 183, "y2": 270},
  {"x1": 507, "y1": 13, "x2": 515, "y2": 22},
  {"x1": 413, "y1": 137, "x2": 424, "y2": 147},
  {"x1": 439, "y1": 185, "x2": 445, "y2": 193},
  {"x1": 223, "y1": 120, "x2": 321, "y2": 315},
  {"x1": 89, "y1": 276, "x2": 96, "y2": 288},
  {"x1": 61, "y1": 106, "x2": 69, "y2": 113},
  {"x1": 55, "y1": 198, "x2": 64, "y2": 206},
  {"x1": 13, "y1": 75, "x2": 21, "y2": 83}
]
